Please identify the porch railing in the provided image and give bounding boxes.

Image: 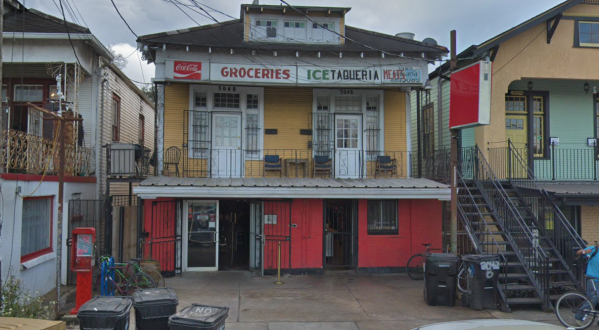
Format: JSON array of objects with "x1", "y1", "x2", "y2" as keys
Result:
[
  {"x1": 167, "y1": 148, "x2": 408, "y2": 179},
  {"x1": 1, "y1": 128, "x2": 95, "y2": 176}
]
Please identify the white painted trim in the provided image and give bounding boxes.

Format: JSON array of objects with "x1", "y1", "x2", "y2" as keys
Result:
[
  {"x1": 3, "y1": 32, "x2": 113, "y2": 59},
  {"x1": 21, "y1": 252, "x2": 56, "y2": 270},
  {"x1": 187, "y1": 85, "x2": 265, "y2": 167},
  {"x1": 134, "y1": 186, "x2": 450, "y2": 201}
]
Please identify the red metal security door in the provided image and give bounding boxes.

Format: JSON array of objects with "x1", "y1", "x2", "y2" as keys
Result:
[
  {"x1": 149, "y1": 201, "x2": 182, "y2": 276},
  {"x1": 263, "y1": 200, "x2": 292, "y2": 274}
]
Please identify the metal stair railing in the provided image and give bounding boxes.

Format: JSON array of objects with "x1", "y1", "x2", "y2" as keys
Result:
[
  {"x1": 507, "y1": 140, "x2": 586, "y2": 289},
  {"x1": 472, "y1": 146, "x2": 551, "y2": 309},
  {"x1": 456, "y1": 170, "x2": 509, "y2": 309}
]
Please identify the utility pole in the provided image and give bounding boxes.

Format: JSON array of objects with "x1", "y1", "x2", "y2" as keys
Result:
[
  {"x1": 0, "y1": 0, "x2": 5, "y2": 309},
  {"x1": 450, "y1": 30, "x2": 458, "y2": 254}
]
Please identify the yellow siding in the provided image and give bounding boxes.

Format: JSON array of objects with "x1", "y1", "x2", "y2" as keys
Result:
[
  {"x1": 264, "y1": 87, "x2": 312, "y2": 150},
  {"x1": 384, "y1": 90, "x2": 408, "y2": 177},
  {"x1": 244, "y1": 12, "x2": 250, "y2": 41},
  {"x1": 340, "y1": 16, "x2": 345, "y2": 45}
]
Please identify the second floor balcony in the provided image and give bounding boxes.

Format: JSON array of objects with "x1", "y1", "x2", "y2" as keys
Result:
[{"x1": 160, "y1": 147, "x2": 408, "y2": 179}]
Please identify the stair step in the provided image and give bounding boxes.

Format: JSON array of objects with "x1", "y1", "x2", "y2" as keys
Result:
[
  {"x1": 480, "y1": 242, "x2": 510, "y2": 245},
  {"x1": 548, "y1": 269, "x2": 569, "y2": 275},
  {"x1": 550, "y1": 281, "x2": 577, "y2": 288},
  {"x1": 499, "y1": 273, "x2": 529, "y2": 279},
  {"x1": 503, "y1": 284, "x2": 536, "y2": 291},
  {"x1": 505, "y1": 262, "x2": 523, "y2": 267},
  {"x1": 506, "y1": 297, "x2": 543, "y2": 305},
  {"x1": 463, "y1": 212, "x2": 494, "y2": 216},
  {"x1": 471, "y1": 221, "x2": 500, "y2": 226}
]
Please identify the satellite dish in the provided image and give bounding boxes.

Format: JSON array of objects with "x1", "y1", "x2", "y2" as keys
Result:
[{"x1": 422, "y1": 38, "x2": 438, "y2": 46}]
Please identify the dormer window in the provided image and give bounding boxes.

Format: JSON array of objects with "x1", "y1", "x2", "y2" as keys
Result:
[
  {"x1": 312, "y1": 22, "x2": 336, "y2": 42},
  {"x1": 284, "y1": 21, "x2": 306, "y2": 41},
  {"x1": 255, "y1": 20, "x2": 277, "y2": 38}
]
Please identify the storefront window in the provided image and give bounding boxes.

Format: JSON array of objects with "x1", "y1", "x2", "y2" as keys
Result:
[{"x1": 367, "y1": 200, "x2": 398, "y2": 235}]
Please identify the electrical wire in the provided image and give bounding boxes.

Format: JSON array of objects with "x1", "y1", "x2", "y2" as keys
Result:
[
  {"x1": 492, "y1": 26, "x2": 547, "y2": 76},
  {"x1": 58, "y1": 0, "x2": 83, "y2": 68},
  {"x1": 136, "y1": 51, "x2": 146, "y2": 84}
]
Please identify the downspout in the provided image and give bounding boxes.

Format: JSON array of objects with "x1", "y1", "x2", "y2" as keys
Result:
[
  {"x1": 437, "y1": 72, "x2": 444, "y2": 149},
  {"x1": 99, "y1": 69, "x2": 109, "y2": 198}
]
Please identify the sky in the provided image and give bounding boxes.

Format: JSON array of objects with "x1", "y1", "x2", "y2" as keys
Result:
[{"x1": 23, "y1": 0, "x2": 566, "y2": 87}]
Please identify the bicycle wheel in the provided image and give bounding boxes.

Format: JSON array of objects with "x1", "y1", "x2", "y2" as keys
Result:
[
  {"x1": 555, "y1": 292, "x2": 595, "y2": 329},
  {"x1": 126, "y1": 273, "x2": 156, "y2": 295},
  {"x1": 142, "y1": 267, "x2": 165, "y2": 287},
  {"x1": 406, "y1": 254, "x2": 425, "y2": 280},
  {"x1": 457, "y1": 263, "x2": 468, "y2": 293}
]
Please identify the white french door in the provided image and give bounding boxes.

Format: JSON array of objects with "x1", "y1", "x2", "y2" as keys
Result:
[
  {"x1": 335, "y1": 115, "x2": 362, "y2": 178},
  {"x1": 211, "y1": 113, "x2": 242, "y2": 178},
  {"x1": 183, "y1": 200, "x2": 219, "y2": 272}
]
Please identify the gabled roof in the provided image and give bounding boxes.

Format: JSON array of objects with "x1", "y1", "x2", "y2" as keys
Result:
[
  {"x1": 4, "y1": 7, "x2": 90, "y2": 34},
  {"x1": 139, "y1": 20, "x2": 447, "y2": 55},
  {"x1": 429, "y1": 0, "x2": 585, "y2": 78}
]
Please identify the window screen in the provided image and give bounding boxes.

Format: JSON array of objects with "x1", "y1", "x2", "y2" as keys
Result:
[
  {"x1": 21, "y1": 198, "x2": 52, "y2": 258},
  {"x1": 367, "y1": 200, "x2": 398, "y2": 235}
]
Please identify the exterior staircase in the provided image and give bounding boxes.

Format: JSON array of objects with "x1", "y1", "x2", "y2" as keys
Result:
[{"x1": 456, "y1": 146, "x2": 583, "y2": 312}]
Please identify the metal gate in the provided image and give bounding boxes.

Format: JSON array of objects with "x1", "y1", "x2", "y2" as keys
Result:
[
  {"x1": 67, "y1": 199, "x2": 106, "y2": 285},
  {"x1": 263, "y1": 200, "x2": 292, "y2": 274},
  {"x1": 249, "y1": 201, "x2": 264, "y2": 275},
  {"x1": 149, "y1": 200, "x2": 182, "y2": 276},
  {"x1": 323, "y1": 200, "x2": 357, "y2": 269}
]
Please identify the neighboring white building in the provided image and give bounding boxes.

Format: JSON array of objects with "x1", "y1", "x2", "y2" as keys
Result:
[{"x1": 0, "y1": 0, "x2": 155, "y2": 296}]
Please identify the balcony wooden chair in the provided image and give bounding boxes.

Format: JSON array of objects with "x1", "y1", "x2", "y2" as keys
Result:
[
  {"x1": 264, "y1": 155, "x2": 282, "y2": 177},
  {"x1": 164, "y1": 146, "x2": 181, "y2": 177},
  {"x1": 313, "y1": 156, "x2": 332, "y2": 178},
  {"x1": 375, "y1": 155, "x2": 397, "y2": 178}
]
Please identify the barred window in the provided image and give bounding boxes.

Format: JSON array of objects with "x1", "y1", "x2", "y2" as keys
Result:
[
  {"x1": 366, "y1": 96, "x2": 380, "y2": 160},
  {"x1": 246, "y1": 94, "x2": 260, "y2": 159},
  {"x1": 422, "y1": 104, "x2": 435, "y2": 159},
  {"x1": 367, "y1": 200, "x2": 398, "y2": 235},
  {"x1": 317, "y1": 95, "x2": 330, "y2": 111}
]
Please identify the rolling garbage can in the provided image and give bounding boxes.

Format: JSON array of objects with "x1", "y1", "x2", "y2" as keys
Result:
[
  {"x1": 461, "y1": 254, "x2": 500, "y2": 310},
  {"x1": 132, "y1": 287, "x2": 178, "y2": 330},
  {"x1": 77, "y1": 297, "x2": 132, "y2": 330},
  {"x1": 168, "y1": 304, "x2": 229, "y2": 330},
  {"x1": 424, "y1": 253, "x2": 460, "y2": 307}
]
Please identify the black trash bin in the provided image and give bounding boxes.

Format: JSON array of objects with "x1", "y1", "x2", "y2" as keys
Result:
[
  {"x1": 77, "y1": 297, "x2": 132, "y2": 330},
  {"x1": 424, "y1": 253, "x2": 460, "y2": 307},
  {"x1": 132, "y1": 287, "x2": 178, "y2": 330},
  {"x1": 169, "y1": 304, "x2": 229, "y2": 330},
  {"x1": 461, "y1": 254, "x2": 500, "y2": 310}
]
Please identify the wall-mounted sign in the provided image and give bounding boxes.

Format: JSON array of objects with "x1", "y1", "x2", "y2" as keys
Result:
[
  {"x1": 174, "y1": 61, "x2": 204, "y2": 80},
  {"x1": 166, "y1": 60, "x2": 428, "y2": 86},
  {"x1": 76, "y1": 234, "x2": 93, "y2": 257},
  {"x1": 298, "y1": 66, "x2": 381, "y2": 85},
  {"x1": 380, "y1": 65, "x2": 423, "y2": 84},
  {"x1": 211, "y1": 63, "x2": 295, "y2": 84}
]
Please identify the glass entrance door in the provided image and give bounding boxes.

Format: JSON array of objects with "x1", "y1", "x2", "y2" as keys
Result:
[
  {"x1": 185, "y1": 201, "x2": 219, "y2": 271},
  {"x1": 335, "y1": 115, "x2": 362, "y2": 178}
]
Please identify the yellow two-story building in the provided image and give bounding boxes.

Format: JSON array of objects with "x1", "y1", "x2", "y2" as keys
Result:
[{"x1": 135, "y1": 3, "x2": 450, "y2": 276}]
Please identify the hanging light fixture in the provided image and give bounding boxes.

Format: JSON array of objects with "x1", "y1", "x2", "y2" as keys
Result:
[
  {"x1": 527, "y1": 80, "x2": 533, "y2": 91},
  {"x1": 584, "y1": 82, "x2": 590, "y2": 94}
]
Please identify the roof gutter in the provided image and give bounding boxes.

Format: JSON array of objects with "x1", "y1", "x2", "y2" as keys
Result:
[{"x1": 133, "y1": 186, "x2": 451, "y2": 201}]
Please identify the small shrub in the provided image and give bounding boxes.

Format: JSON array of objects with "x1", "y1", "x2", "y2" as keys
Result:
[{"x1": 1, "y1": 275, "x2": 56, "y2": 319}]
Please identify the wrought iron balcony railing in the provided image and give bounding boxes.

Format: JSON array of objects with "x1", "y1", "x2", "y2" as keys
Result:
[{"x1": 161, "y1": 147, "x2": 408, "y2": 179}]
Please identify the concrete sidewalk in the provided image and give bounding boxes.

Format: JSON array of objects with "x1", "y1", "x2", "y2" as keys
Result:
[{"x1": 166, "y1": 272, "x2": 561, "y2": 330}]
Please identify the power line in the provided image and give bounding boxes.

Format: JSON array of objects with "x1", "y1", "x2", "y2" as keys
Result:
[
  {"x1": 136, "y1": 51, "x2": 146, "y2": 84},
  {"x1": 493, "y1": 26, "x2": 546, "y2": 76},
  {"x1": 58, "y1": 0, "x2": 83, "y2": 68},
  {"x1": 67, "y1": 0, "x2": 89, "y2": 29},
  {"x1": 109, "y1": 0, "x2": 141, "y2": 39}
]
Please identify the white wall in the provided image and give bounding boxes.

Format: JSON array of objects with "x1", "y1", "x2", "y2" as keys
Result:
[{"x1": 0, "y1": 178, "x2": 95, "y2": 295}]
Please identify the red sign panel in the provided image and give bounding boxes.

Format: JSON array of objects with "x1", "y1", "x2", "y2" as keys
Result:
[
  {"x1": 449, "y1": 61, "x2": 492, "y2": 129},
  {"x1": 174, "y1": 61, "x2": 202, "y2": 80}
]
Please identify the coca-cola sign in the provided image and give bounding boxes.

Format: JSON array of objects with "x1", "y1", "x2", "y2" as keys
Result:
[{"x1": 174, "y1": 61, "x2": 202, "y2": 80}]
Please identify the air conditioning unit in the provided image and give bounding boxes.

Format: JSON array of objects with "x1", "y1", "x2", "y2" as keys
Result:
[{"x1": 109, "y1": 143, "x2": 138, "y2": 176}]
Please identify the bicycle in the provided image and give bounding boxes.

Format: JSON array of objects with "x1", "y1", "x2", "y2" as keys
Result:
[
  {"x1": 406, "y1": 243, "x2": 442, "y2": 280},
  {"x1": 93, "y1": 255, "x2": 157, "y2": 296},
  {"x1": 555, "y1": 275, "x2": 599, "y2": 329}
]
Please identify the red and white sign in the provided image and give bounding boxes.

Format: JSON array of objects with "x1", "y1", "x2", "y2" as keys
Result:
[
  {"x1": 449, "y1": 61, "x2": 492, "y2": 129},
  {"x1": 210, "y1": 63, "x2": 295, "y2": 84},
  {"x1": 174, "y1": 61, "x2": 203, "y2": 80}
]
